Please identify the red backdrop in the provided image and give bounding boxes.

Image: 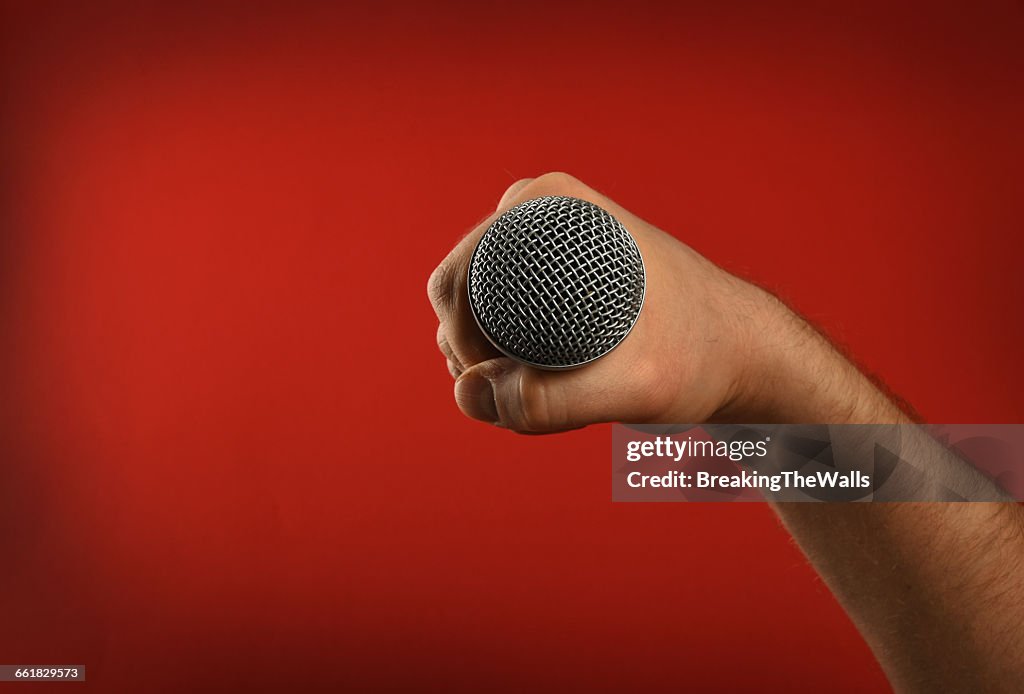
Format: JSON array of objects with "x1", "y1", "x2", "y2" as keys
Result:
[{"x1": 2, "y1": 1, "x2": 1022, "y2": 691}]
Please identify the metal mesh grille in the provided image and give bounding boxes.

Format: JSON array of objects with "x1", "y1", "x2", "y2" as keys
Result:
[{"x1": 468, "y1": 196, "x2": 646, "y2": 369}]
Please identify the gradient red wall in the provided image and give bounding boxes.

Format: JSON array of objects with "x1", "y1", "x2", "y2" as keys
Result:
[{"x1": 2, "y1": 1, "x2": 1022, "y2": 691}]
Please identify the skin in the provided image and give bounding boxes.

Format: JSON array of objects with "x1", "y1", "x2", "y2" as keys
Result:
[{"x1": 427, "y1": 172, "x2": 1024, "y2": 692}]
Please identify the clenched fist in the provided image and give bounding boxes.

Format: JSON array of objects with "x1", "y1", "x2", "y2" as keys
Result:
[{"x1": 427, "y1": 172, "x2": 892, "y2": 433}]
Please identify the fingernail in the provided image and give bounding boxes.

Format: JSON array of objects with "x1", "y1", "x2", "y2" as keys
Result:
[{"x1": 455, "y1": 373, "x2": 499, "y2": 424}]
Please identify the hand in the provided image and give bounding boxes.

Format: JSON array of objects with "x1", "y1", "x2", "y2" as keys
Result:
[{"x1": 428, "y1": 172, "x2": 884, "y2": 432}]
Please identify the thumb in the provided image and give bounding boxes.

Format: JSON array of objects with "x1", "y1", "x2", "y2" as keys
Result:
[{"x1": 454, "y1": 357, "x2": 652, "y2": 433}]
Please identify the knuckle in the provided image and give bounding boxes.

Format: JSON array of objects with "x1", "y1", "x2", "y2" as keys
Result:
[
  {"x1": 515, "y1": 172, "x2": 587, "y2": 202},
  {"x1": 437, "y1": 327, "x2": 462, "y2": 367},
  {"x1": 500, "y1": 177, "x2": 533, "y2": 202},
  {"x1": 426, "y1": 261, "x2": 458, "y2": 312},
  {"x1": 446, "y1": 359, "x2": 462, "y2": 379},
  {"x1": 534, "y1": 171, "x2": 582, "y2": 189}
]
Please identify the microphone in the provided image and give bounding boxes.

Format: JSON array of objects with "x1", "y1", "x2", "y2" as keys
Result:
[{"x1": 467, "y1": 195, "x2": 646, "y2": 370}]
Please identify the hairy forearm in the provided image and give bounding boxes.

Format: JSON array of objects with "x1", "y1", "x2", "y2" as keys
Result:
[
  {"x1": 742, "y1": 289, "x2": 1024, "y2": 691},
  {"x1": 779, "y1": 502, "x2": 1024, "y2": 691}
]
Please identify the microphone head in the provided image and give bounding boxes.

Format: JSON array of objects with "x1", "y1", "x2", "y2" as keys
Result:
[{"x1": 467, "y1": 195, "x2": 646, "y2": 370}]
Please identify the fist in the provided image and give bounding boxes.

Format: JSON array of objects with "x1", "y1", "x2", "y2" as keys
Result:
[{"x1": 427, "y1": 173, "x2": 769, "y2": 433}]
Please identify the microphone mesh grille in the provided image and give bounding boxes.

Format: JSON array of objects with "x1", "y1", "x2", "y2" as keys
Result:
[{"x1": 468, "y1": 195, "x2": 646, "y2": 369}]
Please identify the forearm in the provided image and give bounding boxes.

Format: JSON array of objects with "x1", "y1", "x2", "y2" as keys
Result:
[
  {"x1": 779, "y1": 502, "x2": 1024, "y2": 691},
  {"x1": 740, "y1": 289, "x2": 1024, "y2": 691}
]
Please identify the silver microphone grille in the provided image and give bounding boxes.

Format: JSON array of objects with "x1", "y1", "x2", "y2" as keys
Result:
[{"x1": 467, "y1": 195, "x2": 646, "y2": 370}]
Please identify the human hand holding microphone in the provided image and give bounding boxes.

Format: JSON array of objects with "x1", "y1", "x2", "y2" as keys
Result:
[
  {"x1": 426, "y1": 172, "x2": 1024, "y2": 691},
  {"x1": 427, "y1": 171, "x2": 899, "y2": 432}
]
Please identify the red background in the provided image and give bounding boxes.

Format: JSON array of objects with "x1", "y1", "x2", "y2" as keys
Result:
[{"x1": 2, "y1": 1, "x2": 1022, "y2": 691}]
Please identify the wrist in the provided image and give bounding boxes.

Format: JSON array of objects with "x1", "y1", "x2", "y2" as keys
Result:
[{"x1": 715, "y1": 282, "x2": 900, "y2": 424}]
